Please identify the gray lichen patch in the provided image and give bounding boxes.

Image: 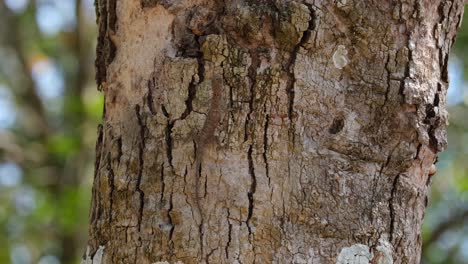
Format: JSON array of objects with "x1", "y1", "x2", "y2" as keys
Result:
[
  {"x1": 336, "y1": 244, "x2": 372, "y2": 264},
  {"x1": 374, "y1": 236, "x2": 394, "y2": 264},
  {"x1": 81, "y1": 246, "x2": 105, "y2": 264},
  {"x1": 332, "y1": 45, "x2": 349, "y2": 69},
  {"x1": 337, "y1": 0, "x2": 348, "y2": 8}
]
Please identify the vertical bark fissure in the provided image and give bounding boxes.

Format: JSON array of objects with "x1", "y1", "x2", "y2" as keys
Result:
[
  {"x1": 147, "y1": 77, "x2": 156, "y2": 115},
  {"x1": 160, "y1": 162, "x2": 165, "y2": 202},
  {"x1": 383, "y1": 52, "x2": 392, "y2": 106},
  {"x1": 165, "y1": 118, "x2": 175, "y2": 172},
  {"x1": 95, "y1": 0, "x2": 117, "y2": 88},
  {"x1": 263, "y1": 109, "x2": 270, "y2": 186},
  {"x1": 180, "y1": 56, "x2": 205, "y2": 121},
  {"x1": 167, "y1": 185, "x2": 175, "y2": 252},
  {"x1": 246, "y1": 144, "x2": 257, "y2": 239},
  {"x1": 285, "y1": 4, "x2": 315, "y2": 132},
  {"x1": 106, "y1": 154, "x2": 115, "y2": 223},
  {"x1": 424, "y1": 83, "x2": 442, "y2": 152},
  {"x1": 244, "y1": 51, "x2": 260, "y2": 142},
  {"x1": 135, "y1": 105, "x2": 146, "y2": 232},
  {"x1": 389, "y1": 174, "x2": 401, "y2": 242},
  {"x1": 90, "y1": 124, "x2": 104, "y2": 225},
  {"x1": 245, "y1": 49, "x2": 259, "y2": 250},
  {"x1": 225, "y1": 208, "x2": 232, "y2": 259},
  {"x1": 399, "y1": 43, "x2": 413, "y2": 98}
]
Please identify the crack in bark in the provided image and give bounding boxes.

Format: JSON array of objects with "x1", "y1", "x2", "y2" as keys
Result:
[
  {"x1": 147, "y1": 77, "x2": 156, "y2": 115},
  {"x1": 165, "y1": 121, "x2": 175, "y2": 171},
  {"x1": 383, "y1": 52, "x2": 392, "y2": 106},
  {"x1": 135, "y1": 105, "x2": 147, "y2": 232},
  {"x1": 116, "y1": 136, "x2": 123, "y2": 164},
  {"x1": 244, "y1": 50, "x2": 260, "y2": 142},
  {"x1": 179, "y1": 55, "x2": 205, "y2": 121},
  {"x1": 225, "y1": 208, "x2": 232, "y2": 259},
  {"x1": 205, "y1": 247, "x2": 218, "y2": 264},
  {"x1": 399, "y1": 44, "x2": 413, "y2": 98},
  {"x1": 263, "y1": 111, "x2": 270, "y2": 186},
  {"x1": 424, "y1": 83, "x2": 442, "y2": 152},
  {"x1": 246, "y1": 144, "x2": 257, "y2": 240},
  {"x1": 285, "y1": 4, "x2": 315, "y2": 134},
  {"x1": 388, "y1": 174, "x2": 400, "y2": 242},
  {"x1": 90, "y1": 124, "x2": 104, "y2": 225},
  {"x1": 167, "y1": 185, "x2": 175, "y2": 253},
  {"x1": 95, "y1": 0, "x2": 117, "y2": 88},
  {"x1": 106, "y1": 154, "x2": 115, "y2": 223},
  {"x1": 160, "y1": 162, "x2": 165, "y2": 202}
]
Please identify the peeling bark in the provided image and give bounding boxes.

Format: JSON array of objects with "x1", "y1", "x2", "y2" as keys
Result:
[{"x1": 85, "y1": 0, "x2": 465, "y2": 263}]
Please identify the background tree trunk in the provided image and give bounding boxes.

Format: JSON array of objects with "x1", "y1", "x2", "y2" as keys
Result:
[{"x1": 83, "y1": 0, "x2": 464, "y2": 263}]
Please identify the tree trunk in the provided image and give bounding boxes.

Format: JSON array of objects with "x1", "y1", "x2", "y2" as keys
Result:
[{"x1": 83, "y1": 1, "x2": 464, "y2": 263}]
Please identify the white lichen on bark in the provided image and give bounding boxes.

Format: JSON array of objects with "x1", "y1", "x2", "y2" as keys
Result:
[
  {"x1": 336, "y1": 244, "x2": 372, "y2": 264},
  {"x1": 81, "y1": 246, "x2": 105, "y2": 264},
  {"x1": 332, "y1": 45, "x2": 349, "y2": 69}
]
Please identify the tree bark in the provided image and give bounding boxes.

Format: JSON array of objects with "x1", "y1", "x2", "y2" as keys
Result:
[{"x1": 83, "y1": 0, "x2": 464, "y2": 263}]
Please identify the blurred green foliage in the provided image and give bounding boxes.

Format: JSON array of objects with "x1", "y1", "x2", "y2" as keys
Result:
[
  {"x1": 0, "y1": 0, "x2": 99, "y2": 263},
  {"x1": 0, "y1": 1, "x2": 466, "y2": 263}
]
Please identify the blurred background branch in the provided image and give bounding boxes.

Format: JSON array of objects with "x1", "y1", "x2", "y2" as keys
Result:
[{"x1": 0, "y1": 0, "x2": 101, "y2": 263}]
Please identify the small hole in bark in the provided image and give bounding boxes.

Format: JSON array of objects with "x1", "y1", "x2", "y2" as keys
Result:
[{"x1": 329, "y1": 117, "x2": 344, "y2": 134}]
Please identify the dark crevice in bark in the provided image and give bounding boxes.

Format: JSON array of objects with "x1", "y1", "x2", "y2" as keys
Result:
[
  {"x1": 246, "y1": 144, "x2": 257, "y2": 240},
  {"x1": 95, "y1": 0, "x2": 117, "y2": 88},
  {"x1": 263, "y1": 111, "x2": 270, "y2": 186},
  {"x1": 161, "y1": 105, "x2": 170, "y2": 118},
  {"x1": 205, "y1": 247, "x2": 218, "y2": 264},
  {"x1": 383, "y1": 52, "x2": 392, "y2": 106},
  {"x1": 225, "y1": 208, "x2": 232, "y2": 259},
  {"x1": 328, "y1": 116, "x2": 345, "y2": 134},
  {"x1": 147, "y1": 77, "x2": 156, "y2": 115},
  {"x1": 240, "y1": 46, "x2": 262, "y2": 251},
  {"x1": 90, "y1": 124, "x2": 103, "y2": 225},
  {"x1": 180, "y1": 54, "x2": 205, "y2": 121},
  {"x1": 135, "y1": 105, "x2": 147, "y2": 232},
  {"x1": 160, "y1": 162, "x2": 165, "y2": 202},
  {"x1": 94, "y1": 124, "x2": 104, "y2": 180},
  {"x1": 244, "y1": 51, "x2": 260, "y2": 142},
  {"x1": 167, "y1": 187, "x2": 175, "y2": 252},
  {"x1": 106, "y1": 154, "x2": 115, "y2": 223},
  {"x1": 424, "y1": 83, "x2": 442, "y2": 152},
  {"x1": 414, "y1": 143, "x2": 422, "y2": 160},
  {"x1": 194, "y1": 145, "x2": 205, "y2": 260},
  {"x1": 389, "y1": 174, "x2": 400, "y2": 242},
  {"x1": 116, "y1": 136, "x2": 123, "y2": 164},
  {"x1": 371, "y1": 145, "x2": 397, "y2": 223},
  {"x1": 107, "y1": 0, "x2": 117, "y2": 32},
  {"x1": 198, "y1": 219, "x2": 204, "y2": 262},
  {"x1": 399, "y1": 45, "x2": 413, "y2": 98},
  {"x1": 165, "y1": 120, "x2": 175, "y2": 171},
  {"x1": 285, "y1": 4, "x2": 315, "y2": 131},
  {"x1": 440, "y1": 50, "x2": 449, "y2": 83}
]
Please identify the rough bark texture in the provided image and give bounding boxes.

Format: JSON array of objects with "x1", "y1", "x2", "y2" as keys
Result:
[{"x1": 84, "y1": 0, "x2": 464, "y2": 263}]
